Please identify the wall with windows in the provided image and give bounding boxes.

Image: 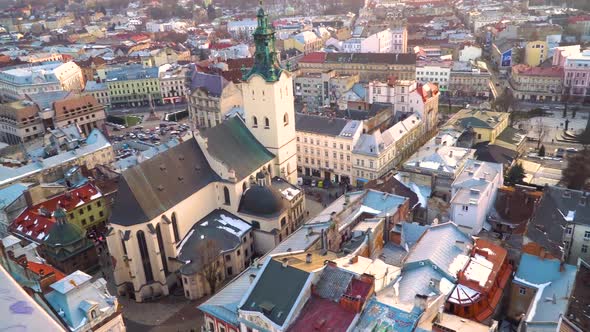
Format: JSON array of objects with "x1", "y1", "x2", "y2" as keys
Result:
[{"x1": 565, "y1": 224, "x2": 590, "y2": 265}]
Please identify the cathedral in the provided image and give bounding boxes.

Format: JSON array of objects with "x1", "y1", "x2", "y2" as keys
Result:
[{"x1": 106, "y1": 4, "x2": 303, "y2": 302}]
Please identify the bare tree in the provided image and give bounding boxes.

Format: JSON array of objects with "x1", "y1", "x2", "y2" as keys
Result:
[{"x1": 199, "y1": 239, "x2": 222, "y2": 295}]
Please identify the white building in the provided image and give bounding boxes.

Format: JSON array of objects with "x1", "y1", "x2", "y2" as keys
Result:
[
  {"x1": 0, "y1": 62, "x2": 84, "y2": 102},
  {"x1": 415, "y1": 60, "x2": 453, "y2": 92},
  {"x1": 458, "y1": 45, "x2": 482, "y2": 62},
  {"x1": 159, "y1": 65, "x2": 188, "y2": 104},
  {"x1": 450, "y1": 159, "x2": 503, "y2": 235},
  {"x1": 227, "y1": 19, "x2": 258, "y2": 39},
  {"x1": 366, "y1": 79, "x2": 440, "y2": 132},
  {"x1": 342, "y1": 28, "x2": 407, "y2": 53}
]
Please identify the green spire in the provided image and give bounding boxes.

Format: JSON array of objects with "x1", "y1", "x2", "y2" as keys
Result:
[{"x1": 243, "y1": 1, "x2": 283, "y2": 82}]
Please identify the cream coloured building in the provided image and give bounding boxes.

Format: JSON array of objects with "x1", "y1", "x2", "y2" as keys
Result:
[
  {"x1": 295, "y1": 114, "x2": 363, "y2": 184},
  {"x1": 106, "y1": 6, "x2": 304, "y2": 303},
  {"x1": 352, "y1": 113, "x2": 424, "y2": 186},
  {"x1": 188, "y1": 72, "x2": 243, "y2": 129}
]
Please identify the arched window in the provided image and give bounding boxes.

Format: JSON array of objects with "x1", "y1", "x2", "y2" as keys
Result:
[
  {"x1": 155, "y1": 224, "x2": 169, "y2": 275},
  {"x1": 137, "y1": 230, "x2": 154, "y2": 283},
  {"x1": 223, "y1": 186, "x2": 231, "y2": 205},
  {"x1": 90, "y1": 310, "x2": 97, "y2": 319},
  {"x1": 252, "y1": 116, "x2": 258, "y2": 128},
  {"x1": 264, "y1": 117, "x2": 270, "y2": 128},
  {"x1": 171, "y1": 212, "x2": 180, "y2": 243},
  {"x1": 283, "y1": 113, "x2": 289, "y2": 126}
]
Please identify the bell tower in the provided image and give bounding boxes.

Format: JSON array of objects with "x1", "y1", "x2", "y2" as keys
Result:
[{"x1": 242, "y1": 1, "x2": 297, "y2": 184}]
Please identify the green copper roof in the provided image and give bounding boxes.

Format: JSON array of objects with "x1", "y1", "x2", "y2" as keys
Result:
[
  {"x1": 45, "y1": 222, "x2": 87, "y2": 247},
  {"x1": 243, "y1": 2, "x2": 283, "y2": 82}
]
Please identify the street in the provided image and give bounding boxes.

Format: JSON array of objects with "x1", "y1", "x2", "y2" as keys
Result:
[{"x1": 107, "y1": 103, "x2": 188, "y2": 116}]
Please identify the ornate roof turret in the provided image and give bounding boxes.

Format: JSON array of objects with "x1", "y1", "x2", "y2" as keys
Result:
[{"x1": 243, "y1": 1, "x2": 283, "y2": 82}]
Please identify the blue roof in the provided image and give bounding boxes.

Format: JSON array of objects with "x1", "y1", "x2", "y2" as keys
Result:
[
  {"x1": 514, "y1": 253, "x2": 577, "y2": 324},
  {"x1": 0, "y1": 183, "x2": 28, "y2": 209},
  {"x1": 0, "y1": 129, "x2": 111, "y2": 187},
  {"x1": 404, "y1": 222, "x2": 472, "y2": 280},
  {"x1": 356, "y1": 298, "x2": 421, "y2": 332},
  {"x1": 362, "y1": 190, "x2": 408, "y2": 216},
  {"x1": 199, "y1": 265, "x2": 263, "y2": 326},
  {"x1": 401, "y1": 222, "x2": 430, "y2": 248},
  {"x1": 351, "y1": 83, "x2": 366, "y2": 99},
  {"x1": 397, "y1": 263, "x2": 452, "y2": 304},
  {"x1": 190, "y1": 72, "x2": 228, "y2": 97},
  {"x1": 106, "y1": 65, "x2": 159, "y2": 81}
]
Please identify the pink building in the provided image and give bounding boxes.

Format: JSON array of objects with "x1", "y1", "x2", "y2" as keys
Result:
[{"x1": 553, "y1": 46, "x2": 590, "y2": 98}]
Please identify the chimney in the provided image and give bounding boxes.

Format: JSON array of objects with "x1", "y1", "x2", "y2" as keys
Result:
[
  {"x1": 560, "y1": 261, "x2": 565, "y2": 272},
  {"x1": 414, "y1": 294, "x2": 428, "y2": 311},
  {"x1": 282, "y1": 258, "x2": 289, "y2": 268},
  {"x1": 249, "y1": 273, "x2": 256, "y2": 283},
  {"x1": 306, "y1": 253, "x2": 312, "y2": 264},
  {"x1": 449, "y1": 150, "x2": 453, "y2": 158},
  {"x1": 23, "y1": 189, "x2": 33, "y2": 208}
]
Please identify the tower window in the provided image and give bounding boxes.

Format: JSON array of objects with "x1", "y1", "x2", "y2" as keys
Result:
[
  {"x1": 252, "y1": 116, "x2": 258, "y2": 128},
  {"x1": 283, "y1": 113, "x2": 289, "y2": 126},
  {"x1": 223, "y1": 186, "x2": 231, "y2": 205},
  {"x1": 264, "y1": 117, "x2": 270, "y2": 129}
]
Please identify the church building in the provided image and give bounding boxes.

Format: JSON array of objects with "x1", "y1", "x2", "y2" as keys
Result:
[{"x1": 106, "y1": 4, "x2": 304, "y2": 302}]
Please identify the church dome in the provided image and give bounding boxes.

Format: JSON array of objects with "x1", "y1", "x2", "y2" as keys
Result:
[
  {"x1": 45, "y1": 221, "x2": 86, "y2": 248},
  {"x1": 238, "y1": 185, "x2": 286, "y2": 218}
]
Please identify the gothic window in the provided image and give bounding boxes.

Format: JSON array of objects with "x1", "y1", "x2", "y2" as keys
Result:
[
  {"x1": 137, "y1": 230, "x2": 154, "y2": 283},
  {"x1": 224, "y1": 186, "x2": 231, "y2": 205},
  {"x1": 264, "y1": 117, "x2": 270, "y2": 128},
  {"x1": 283, "y1": 113, "x2": 289, "y2": 126},
  {"x1": 252, "y1": 116, "x2": 258, "y2": 128},
  {"x1": 155, "y1": 224, "x2": 169, "y2": 275},
  {"x1": 172, "y1": 212, "x2": 180, "y2": 243}
]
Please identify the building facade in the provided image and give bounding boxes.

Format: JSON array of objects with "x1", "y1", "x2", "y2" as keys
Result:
[
  {"x1": 188, "y1": 72, "x2": 243, "y2": 129},
  {"x1": 0, "y1": 100, "x2": 44, "y2": 144},
  {"x1": 509, "y1": 64, "x2": 563, "y2": 102},
  {"x1": 159, "y1": 65, "x2": 188, "y2": 104},
  {"x1": 524, "y1": 40, "x2": 548, "y2": 67},
  {"x1": 105, "y1": 65, "x2": 162, "y2": 108},
  {"x1": 449, "y1": 62, "x2": 491, "y2": 98},
  {"x1": 0, "y1": 62, "x2": 84, "y2": 102},
  {"x1": 415, "y1": 60, "x2": 452, "y2": 92},
  {"x1": 295, "y1": 114, "x2": 362, "y2": 184},
  {"x1": 53, "y1": 94, "x2": 107, "y2": 136},
  {"x1": 298, "y1": 52, "x2": 417, "y2": 81},
  {"x1": 293, "y1": 70, "x2": 359, "y2": 108}
]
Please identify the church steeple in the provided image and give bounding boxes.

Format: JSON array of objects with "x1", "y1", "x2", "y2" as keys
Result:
[{"x1": 243, "y1": 0, "x2": 283, "y2": 82}]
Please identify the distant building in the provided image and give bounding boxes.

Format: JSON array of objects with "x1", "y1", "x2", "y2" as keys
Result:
[
  {"x1": 524, "y1": 40, "x2": 548, "y2": 67},
  {"x1": 445, "y1": 109, "x2": 510, "y2": 145},
  {"x1": 159, "y1": 65, "x2": 189, "y2": 104},
  {"x1": 0, "y1": 62, "x2": 84, "y2": 102},
  {"x1": 105, "y1": 64, "x2": 161, "y2": 108},
  {"x1": 293, "y1": 70, "x2": 359, "y2": 107},
  {"x1": 283, "y1": 31, "x2": 323, "y2": 54},
  {"x1": 188, "y1": 72, "x2": 243, "y2": 129},
  {"x1": 342, "y1": 28, "x2": 407, "y2": 53},
  {"x1": 416, "y1": 60, "x2": 452, "y2": 92},
  {"x1": 298, "y1": 52, "x2": 417, "y2": 81},
  {"x1": 83, "y1": 81, "x2": 110, "y2": 108},
  {"x1": 227, "y1": 19, "x2": 258, "y2": 40},
  {"x1": 52, "y1": 94, "x2": 107, "y2": 136},
  {"x1": 449, "y1": 61, "x2": 491, "y2": 98},
  {"x1": 509, "y1": 64, "x2": 563, "y2": 102},
  {"x1": 0, "y1": 127, "x2": 114, "y2": 188},
  {"x1": 0, "y1": 100, "x2": 44, "y2": 144}
]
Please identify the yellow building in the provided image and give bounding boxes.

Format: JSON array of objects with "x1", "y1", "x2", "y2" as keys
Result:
[
  {"x1": 283, "y1": 31, "x2": 323, "y2": 54},
  {"x1": 446, "y1": 109, "x2": 509, "y2": 144},
  {"x1": 524, "y1": 40, "x2": 548, "y2": 67}
]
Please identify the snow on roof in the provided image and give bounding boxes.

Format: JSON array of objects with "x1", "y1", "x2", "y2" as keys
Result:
[
  {"x1": 463, "y1": 254, "x2": 494, "y2": 287},
  {"x1": 448, "y1": 284, "x2": 481, "y2": 305},
  {"x1": 216, "y1": 213, "x2": 250, "y2": 237}
]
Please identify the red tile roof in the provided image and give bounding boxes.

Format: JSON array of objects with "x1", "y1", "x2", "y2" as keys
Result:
[
  {"x1": 299, "y1": 52, "x2": 327, "y2": 64},
  {"x1": 512, "y1": 64, "x2": 564, "y2": 78},
  {"x1": 414, "y1": 82, "x2": 439, "y2": 102},
  {"x1": 287, "y1": 296, "x2": 356, "y2": 332},
  {"x1": 11, "y1": 183, "x2": 102, "y2": 243},
  {"x1": 26, "y1": 261, "x2": 66, "y2": 280}
]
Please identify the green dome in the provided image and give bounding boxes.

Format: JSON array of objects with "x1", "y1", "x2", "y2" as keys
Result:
[{"x1": 45, "y1": 222, "x2": 86, "y2": 247}]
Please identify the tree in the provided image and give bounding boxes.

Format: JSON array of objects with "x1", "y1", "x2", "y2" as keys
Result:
[
  {"x1": 199, "y1": 239, "x2": 222, "y2": 295},
  {"x1": 561, "y1": 149, "x2": 590, "y2": 190},
  {"x1": 578, "y1": 116, "x2": 590, "y2": 147},
  {"x1": 538, "y1": 144, "x2": 545, "y2": 157},
  {"x1": 207, "y1": 4, "x2": 216, "y2": 21},
  {"x1": 506, "y1": 162, "x2": 526, "y2": 185},
  {"x1": 492, "y1": 88, "x2": 516, "y2": 113}
]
